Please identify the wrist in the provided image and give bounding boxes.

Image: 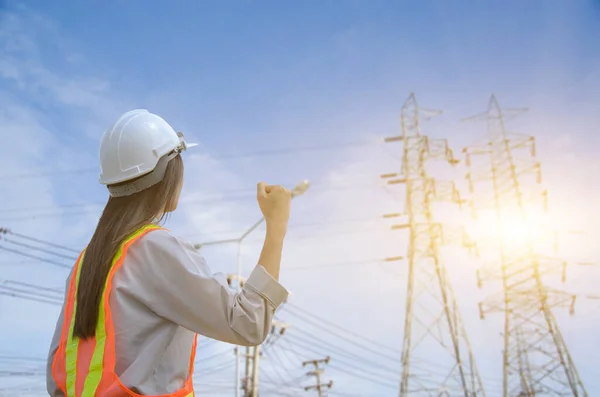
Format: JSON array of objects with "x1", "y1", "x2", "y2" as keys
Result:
[{"x1": 265, "y1": 220, "x2": 288, "y2": 237}]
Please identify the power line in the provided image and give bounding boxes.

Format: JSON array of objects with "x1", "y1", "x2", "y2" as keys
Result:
[
  {"x1": 260, "y1": 351, "x2": 293, "y2": 387},
  {"x1": 0, "y1": 227, "x2": 79, "y2": 267},
  {"x1": 327, "y1": 391, "x2": 368, "y2": 397},
  {"x1": 252, "y1": 225, "x2": 384, "y2": 244},
  {"x1": 0, "y1": 290, "x2": 62, "y2": 306},
  {"x1": 0, "y1": 279, "x2": 63, "y2": 307},
  {"x1": 285, "y1": 334, "x2": 396, "y2": 371},
  {"x1": 194, "y1": 349, "x2": 234, "y2": 365},
  {"x1": 281, "y1": 305, "x2": 400, "y2": 362},
  {"x1": 189, "y1": 218, "x2": 382, "y2": 243},
  {"x1": 0, "y1": 228, "x2": 390, "y2": 273},
  {"x1": 267, "y1": 349, "x2": 302, "y2": 384},
  {"x1": 0, "y1": 180, "x2": 378, "y2": 214},
  {"x1": 279, "y1": 342, "x2": 396, "y2": 389},
  {"x1": 259, "y1": 373, "x2": 305, "y2": 395},
  {"x1": 265, "y1": 323, "x2": 400, "y2": 392},
  {"x1": 0, "y1": 284, "x2": 62, "y2": 303},
  {"x1": 0, "y1": 182, "x2": 381, "y2": 221},
  {"x1": 0, "y1": 230, "x2": 78, "y2": 265},
  {"x1": 284, "y1": 303, "x2": 401, "y2": 354},
  {"x1": 287, "y1": 334, "x2": 398, "y2": 384},
  {"x1": 285, "y1": 332, "x2": 398, "y2": 376},
  {"x1": 268, "y1": 320, "x2": 402, "y2": 388},
  {"x1": 285, "y1": 258, "x2": 394, "y2": 272},
  {"x1": 0, "y1": 139, "x2": 383, "y2": 180},
  {"x1": 0, "y1": 217, "x2": 380, "y2": 266},
  {"x1": 324, "y1": 362, "x2": 397, "y2": 390},
  {"x1": 196, "y1": 361, "x2": 236, "y2": 377},
  {"x1": 0, "y1": 222, "x2": 383, "y2": 267},
  {"x1": 4, "y1": 230, "x2": 80, "y2": 253},
  {"x1": 285, "y1": 323, "x2": 400, "y2": 378},
  {"x1": 1, "y1": 238, "x2": 78, "y2": 261},
  {"x1": 4, "y1": 279, "x2": 63, "y2": 294},
  {"x1": 276, "y1": 337, "x2": 307, "y2": 368},
  {"x1": 0, "y1": 246, "x2": 71, "y2": 269}
]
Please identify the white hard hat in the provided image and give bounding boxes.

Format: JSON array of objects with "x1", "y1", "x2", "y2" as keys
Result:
[{"x1": 99, "y1": 109, "x2": 197, "y2": 197}]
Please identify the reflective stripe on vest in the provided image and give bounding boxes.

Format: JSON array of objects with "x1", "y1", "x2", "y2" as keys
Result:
[{"x1": 52, "y1": 224, "x2": 197, "y2": 397}]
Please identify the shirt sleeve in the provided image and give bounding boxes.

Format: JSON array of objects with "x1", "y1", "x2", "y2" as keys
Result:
[
  {"x1": 46, "y1": 271, "x2": 71, "y2": 397},
  {"x1": 125, "y1": 229, "x2": 289, "y2": 346}
]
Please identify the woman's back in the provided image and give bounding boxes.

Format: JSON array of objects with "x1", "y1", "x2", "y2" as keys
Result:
[
  {"x1": 47, "y1": 228, "x2": 288, "y2": 396},
  {"x1": 110, "y1": 230, "x2": 196, "y2": 394}
]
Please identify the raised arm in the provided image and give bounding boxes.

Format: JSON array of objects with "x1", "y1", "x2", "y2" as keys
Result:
[
  {"x1": 127, "y1": 229, "x2": 289, "y2": 346},
  {"x1": 255, "y1": 182, "x2": 292, "y2": 281}
]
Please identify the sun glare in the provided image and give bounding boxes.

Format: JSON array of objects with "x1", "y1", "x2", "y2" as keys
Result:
[{"x1": 466, "y1": 206, "x2": 553, "y2": 252}]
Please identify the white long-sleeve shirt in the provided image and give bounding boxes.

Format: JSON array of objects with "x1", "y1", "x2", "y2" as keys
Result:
[{"x1": 45, "y1": 229, "x2": 289, "y2": 396}]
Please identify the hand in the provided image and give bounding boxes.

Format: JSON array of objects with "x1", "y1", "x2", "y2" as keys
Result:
[{"x1": 256, "y1": 182, "x2": 291, "y2": 226}]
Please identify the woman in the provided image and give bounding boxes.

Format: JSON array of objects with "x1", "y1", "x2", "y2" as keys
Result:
[{"x1": 46, "y1": 109, "x2": 291, "y2": 396}]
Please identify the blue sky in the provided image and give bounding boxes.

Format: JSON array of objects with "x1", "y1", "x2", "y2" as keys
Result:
[{"x1": 0, "y1": 0, "x2": 599, "y2": 396}]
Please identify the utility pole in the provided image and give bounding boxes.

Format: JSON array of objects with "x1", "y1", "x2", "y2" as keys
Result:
[
  {"x1": 226, "y1": 274, "x2": 259, "y2": 397},
  {"x1": 249, "y1": 345, "x2": 261, "y2": 397},
  {"x1": 240, "y1": 346, "x2": 253, "y2": 397},
  {"x1": 463, "y1": 95, "x2": 587, "y2": 396},
  {"x1": 226, "y1": 275, "x2": 290, "y2": 397},
  {"x1": 303, "y1": 356, "x2": 333, "y2": 396},
  {"x1": 226, "y1": 274, "x2": 252, "y2": 397},
  {"x1": 382, "y1": 93, "x2": 485, "y2": 396},
  {"x1": 237, "y1": 339, "x2": 261, "y2": 397},
  {"x1": 247, "y1": 321, "x2": 290, "y2": 396}
]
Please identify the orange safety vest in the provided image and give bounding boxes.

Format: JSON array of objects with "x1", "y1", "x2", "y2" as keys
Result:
[{"x1": 52, "y1": 224, "x2": 197, "y2": 397}]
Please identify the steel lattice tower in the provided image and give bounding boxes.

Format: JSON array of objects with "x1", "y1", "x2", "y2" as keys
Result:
[
  {"x1": 463, "y1": 95, "x2": 587, "y2": 397},
  {"x1": 383, "y1": 93, "x2": 485, "y2": 397}
]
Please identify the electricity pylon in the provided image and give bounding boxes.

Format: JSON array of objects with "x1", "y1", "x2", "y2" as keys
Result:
[
  {"x1": 463, "y1": 95, "x2": 587, "y2": 397},
  {"x1": 382, "y1": 93, "x2": 485, "y2": 397}
]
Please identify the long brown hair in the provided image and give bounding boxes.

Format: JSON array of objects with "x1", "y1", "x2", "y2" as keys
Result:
[{"x1": 72, "y1": 154, "x2": 184, "y2": 339}]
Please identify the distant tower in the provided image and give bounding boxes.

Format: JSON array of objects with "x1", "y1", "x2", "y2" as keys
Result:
[{"x1": 463, "y1": 95, "x2": 587, "y2": 396}]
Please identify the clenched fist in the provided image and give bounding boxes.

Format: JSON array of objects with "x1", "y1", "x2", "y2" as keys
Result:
[{"x1": 257, "y1": 182, "x2": 291, "y2": 226}]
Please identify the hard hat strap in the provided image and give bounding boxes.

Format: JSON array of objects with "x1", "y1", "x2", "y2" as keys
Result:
[{"x1": 107, "y1": 151, "x2": 179, "y2": 197}]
